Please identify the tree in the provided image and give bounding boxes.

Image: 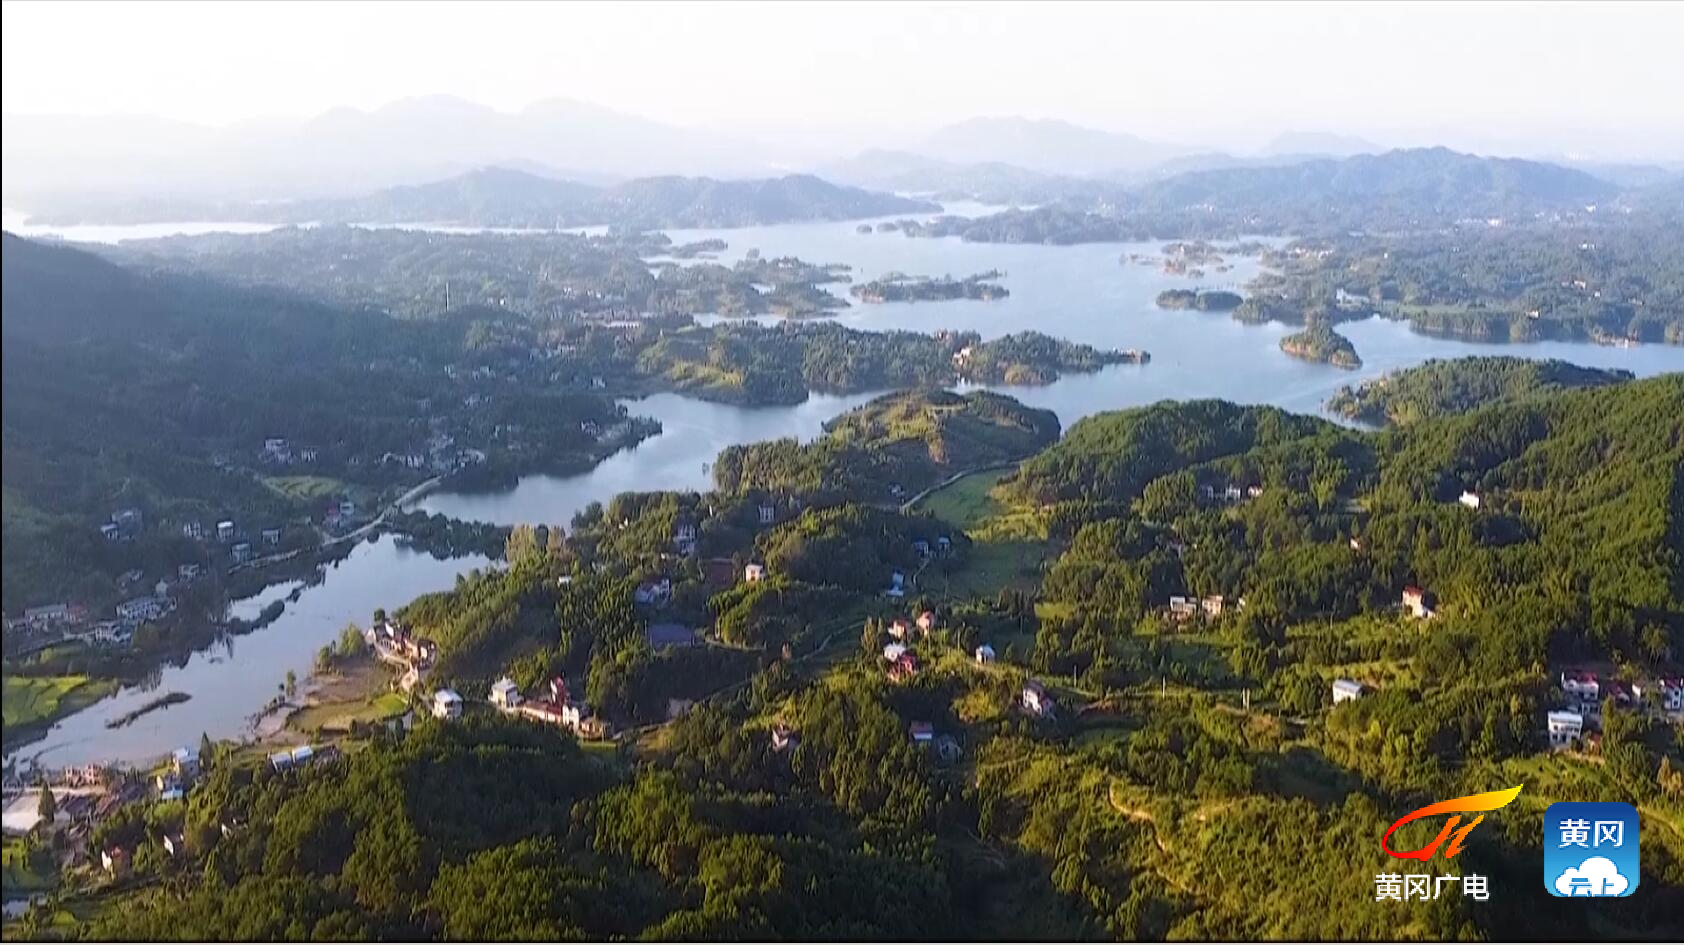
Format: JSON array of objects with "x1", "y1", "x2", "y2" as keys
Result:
[
  {"x1": 199, "y1": 731, "x2": 215, "y2": 771},
  {"x1": 285, "y1": 669, "x2": 298, "y2": 698},
  {"x1": 37, "y1": 785, "x2": 56, "y2": 826}
]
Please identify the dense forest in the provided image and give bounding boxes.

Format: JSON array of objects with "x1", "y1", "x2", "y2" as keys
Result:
[
  {"x1": 20, "y1": 373, "x2": 1683, "y2": 941},
  {"x1": 1325, "y1": 356, "x2": 1636, "y2": 426},
  {"x1": 1247, "y1": 221, "x2": 1684, "y2": 344}
]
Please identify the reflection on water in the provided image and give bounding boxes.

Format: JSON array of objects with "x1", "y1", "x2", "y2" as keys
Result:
[{"x1": 5, "y1": 536, "x2": 488, "y2": 769}]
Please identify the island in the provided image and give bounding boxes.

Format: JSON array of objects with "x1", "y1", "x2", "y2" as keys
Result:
[
  {"x1": 849, "y1": 270, "x2": 1009, "y2": 303},
  {"x1": 1279, "y1": 323, "x2": 1362, "y2": 368},
  {"x1": 1155, "y1": 288, "x2": 1244, "y2": 312}
]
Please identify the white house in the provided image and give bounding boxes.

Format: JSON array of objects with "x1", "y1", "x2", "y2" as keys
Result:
[
  {"x1": 1022, "y1": 680, "x2": 1055, "y2": 718},
  {"x1": 758, "y1": 503, "x2": 776, "y2": 525},
  {"x1": 1560, "y1": 671, "x2": 1600, "y2": 703},
  {"x1": 1401, "y1": 586, "x2": 1434, "y2": 619},
  {"x1": 432, "y1": 689, "x2": 463, "y2": 720},
  {"x1": 216, "y1": 520, "x2": 236, "y2": 543},
  {"x1": 883, "y1": 643, "x2": 909, "y2": 663},
  {"x1": 744, "y1": 562, "x2": 767, "y2": 584},
  {"x1": 1546, "y1": 710, "x2": 1584, "y2": 748},
  {"x1": 916, "y1": 611, "x2": 937, "y2": 632},
  {"x1": 1659, "y1": 678, "x2": 1684, "y2": 712},
  {"x1": 1332, "y1": 678, "x2": 1365, "y2": 704},
  {"x1": 888, "y1": 618, "x2": 912, "y2": 641},
  {"x1": 974, "y1": 644, "x2": 997, "y2": 664},
  {"x1": 1458, "y1": 490, "x2": 1482, "y2": 510},
  {"x1": 489, "y1": 677, "x2": 523, "y2": 711}
]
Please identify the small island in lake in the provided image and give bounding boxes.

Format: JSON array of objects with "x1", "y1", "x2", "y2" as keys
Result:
[
  {"x1": 1155, "y1": 288, "x2": 1244, "y2": 312},
  {"x1": 850, "y1": 270, "x2": 1009, "y2": 303},
  {"x1": 1279, "y1": 323, "x2": 1362, "y2": 368}
]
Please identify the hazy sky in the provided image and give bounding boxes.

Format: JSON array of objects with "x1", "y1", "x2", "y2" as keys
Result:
[{"x1": 5, "y1": 0, "x2": 1683, "y2": 158}]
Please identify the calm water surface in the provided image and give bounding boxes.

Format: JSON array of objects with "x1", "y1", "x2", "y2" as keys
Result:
[{"x1": 5, "y1": 536, "x2": 488, "y2": 769}]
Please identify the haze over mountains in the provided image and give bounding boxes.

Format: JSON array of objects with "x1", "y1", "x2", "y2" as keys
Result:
[{"x1": 4, "y1": 94, "x2": 1681, "y2": 226}]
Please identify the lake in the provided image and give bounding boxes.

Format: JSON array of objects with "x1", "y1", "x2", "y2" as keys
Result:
[
  {"x1": 422, "y1": 218, "x2": 1684, "y2": 525},
  {"x1": 4, "y1": 536, "x2": 488, "y2": 770},
  {"x1": 9, "y1": 206, "x2": 1682, "y2": 768}
]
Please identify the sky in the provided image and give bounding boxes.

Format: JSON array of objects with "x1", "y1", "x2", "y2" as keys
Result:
[{"x1": 4, "y1": 0, "x2": 1684, "y2": 159}]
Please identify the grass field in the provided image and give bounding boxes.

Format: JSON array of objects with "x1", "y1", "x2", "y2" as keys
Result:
[
  {"x1": 287, "y1": 689, "x2": 410, "y2": 735},
  {"x1": 2, "y1": 675, "x2": 116, "y2": 730},
  {"x1": 918, "y1": 467, "x2": 1013, "y2": 528},
  {"x1": 263, "y1": 475, "x2": 351, "y2": 503}
]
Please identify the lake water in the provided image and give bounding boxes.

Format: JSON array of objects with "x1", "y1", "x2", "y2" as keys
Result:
[
  {"x1": 5, "y1": 536, "x2": 487, "y2": 770},
  {"x1": 423, "y1": 217, "x2": 1684, "y2": 525},
  {"x1": 9, "y1": 206, "x2": 1681, "y2": 768}
]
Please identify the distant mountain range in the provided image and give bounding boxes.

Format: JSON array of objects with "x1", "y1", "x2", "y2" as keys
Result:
[
  {"x1": 1128, "y1": 146, "x2": 1617, "y2": 215},
  {"x1": 17, "y1": 168, "x2": 941, "y2": 229},
  {"x1": 5, "y1": 95, "x2": 1678, "y2": 226}
]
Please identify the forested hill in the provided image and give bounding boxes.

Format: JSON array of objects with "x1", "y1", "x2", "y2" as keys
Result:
[
  {"x1": 1325, "y1": 356, "x2": 1638, "y2": 426},
  {"x1": 60, "y1": 373, "x2": 1684, "y2": 941},
  {"x1": 712, "y1": 389, "x2": 1060, "y2": 503}
]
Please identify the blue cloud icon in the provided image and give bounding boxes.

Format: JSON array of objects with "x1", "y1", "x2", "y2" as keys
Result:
[{"x1": 1553, "y1": 856, "x2": 1630, "y2": 897}]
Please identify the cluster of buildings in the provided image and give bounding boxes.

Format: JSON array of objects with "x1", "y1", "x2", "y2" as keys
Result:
[
  {"x1": 98, "y1": 508, "x2": 145, "y2": 542},
  {"x1": 267, "y1": 743, "x2": 335, "y2": 772},
  {"x1": 259, "y1": 437, "x2": 320, "y2": 467},
  {"x1": 1200, "y1": 482, "x2": 1265, "y2": 504},
  {"x1": 367, "y1": 620, "x2": 439, "y2": 670},
  {"x1": 1401, "y1": 585, "x2": 1436, "y2": 620},
  {"x1": 1549, "y1": 669, "x2": 1684, "y2": 750},
  {"x1": 484, "y1": 676, "x2": 614, "y2": 740},
  {"x1": 1165, "y1": 594, "x2": 1230, "y2": 624}
]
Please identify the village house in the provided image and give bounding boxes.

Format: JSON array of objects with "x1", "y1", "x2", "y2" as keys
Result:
[
  {"x1": 231, "y1": 542, "x2": 253, "y2": 563},
  {"x1": 261, "y1": 527, "x2": 282, "y2": 546},
  {"x1": 178, "y1": 563, "x2": 201, "y2": 582},
  {"x1": 181, "y1": 521, "x2": 204, "y2": 541},
  {"x1": 911, "y1": 538, "x2": 932, "y2": 558},
  {"x1": 885, "y1": 570, "x2": 907, "y2": 598},
  {"x1": 1332, "y1": 678, "x2": 1365, "y2": 704},
  {"x1": 432, "y1": 689, "x2": 463, "y2": 720},
  {"x1": 883, "y1": 643, "x2": 908, "y2": 663},
  {"x1": 116, "y1": 595, "x2": 166, "y2": 625},
  {"x1": 1657, "y1": 678, "x2": 1684, "y2": 712},
  {"x1": 1200, "y1": 595, "x2": 1226, "y2": 618},
  {"x1": 666, "y1": 698, "x2": 696, "y2": 720},
  {"x1": 887, "y1": 650, "x2": 919, "y2": 683},
  {"x1": 1547, "y1": 710, "x2": 1584, "y2": 748},
  {"x1": 1022, "y1": 680, "x2": 1056, "y2": 718},
  {"x1": 1167, "y1": 596, "x2": 1198, "y2": 622},
  {"x1": 936, "y1": 535, "x2": 952, "y2": 555},
  {"x1": 672, "y1": 522, "x2": 698, "y2": 555},
  {"x1": 771, "y1": 723, "x2": 798, "y2": 752},
  {"x1": 634, "y1": 578, "x2": 673, "y2": 607},
  {"x1": 101, "y1": 846, "x2": 132, "y2": 877},
  {"x1": 888, "y1": 618, "x2": 913, "y2": 641},
  {"x1": 101, "y1": 523, "x2": 122, "y2": 541},
  {"x1": 515, "y1": 699, "x2": 568, "y2": 728},
  {"x1": 1458, "y1": 490, "x2": 1482, "y2": 510},
  {"x1": 974, "y1": 644, "x2": 997, "y2": 664},
  {"x1": 1560, "y1": 670, "x2": 1600, "y2": 703},
  {"x1": 490, "y1": 677, "x2": 523, "y2": 711},
  {"x1": 744, "y1": 562, "x2": 767, "y2": 584},
  {"x1": 162, "y1": 832, "x2": 187, "y2": 858},
  {"x1": 1401, "y1": 585, "x2": 1435, "y2": 619},
  {"x1": 268, "y1": 744, "x2": 320, "y2": 772},
  {"x1": 909, "y1": 721, "x2": 935, "y2": 745},
  {"x1": 916, "y1": 611, "x2": 937, "y2": 633},
  {"x1": 758, "y1": 503, "x2": 777, "y2": 525},
  {"x1": 216, "y1": 520, "x2": 236, "y2": 543},
  {"x1": 171, "y1": 746, "x2": 200, "y2": 781}
]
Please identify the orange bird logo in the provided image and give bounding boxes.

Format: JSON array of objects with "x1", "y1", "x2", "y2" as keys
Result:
[{"x1": 1382, "y1": 785, "x2": 1523, "y2": 861}]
